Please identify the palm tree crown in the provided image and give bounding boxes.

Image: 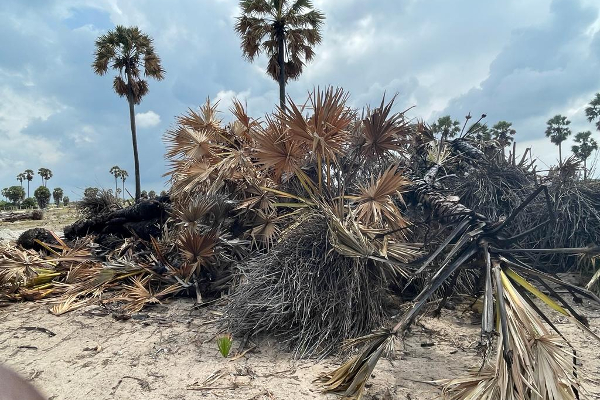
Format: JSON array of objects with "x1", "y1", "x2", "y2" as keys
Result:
[
  {"x1": 119, "y1": 169, "x2": 129, "y2": 200},
  {"x1": 235, "y1": 0, "x2": 325, "y2": 108},
  {"x1": 490, "y1": 121, "x2": 516, "y2": 148},
  {"x1": 110, "y1": 165, "x2": 121, "y2": 194},
  {"x1": 431, "y1": 116, "x2": 461, "y2": 138},
  {"x1": 93, "y1": 25, "x2": 164, "y2": 202},
  {"x1": 585, "y1": 93, "x2": 600, "y2": 131},
  {"x1": 93, "y1": 26, "x2": 164, "y2": 104},
  {"x1": 572, "y1": 130, "x2": 598, "y2": 180},
  {"x1": 37, "y1": 168, "x2": 53, "y2": 187},
  {"x1": 545, "y1": 114, "x2": 572, "y2": 165}
]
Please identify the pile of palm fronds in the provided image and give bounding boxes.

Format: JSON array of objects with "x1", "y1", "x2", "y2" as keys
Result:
[
  {"x1": 2, "y1": 85, "x2": 600, "y2": 400},
  {"x1": 0, "y1": 233, "x2": 183, "y2": 313}
]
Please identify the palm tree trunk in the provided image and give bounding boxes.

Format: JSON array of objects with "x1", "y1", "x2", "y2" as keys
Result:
[
  {"x1": 27, "y1": 181, "x2": 30, "y2": 198},
  {"x1": 126, "y1": 68, "x2": 141, "y2": 202},
  {"x1": 277, "y1": 30, "x2": 286, "y2": 110},
  {"x1": 122, "y1": 179, "x2": 125, "y2": 200},
  {"x1": 584, "y1": 158, "x2": 587, "y2": 181},
  {"x1": 558, "y1": 142, "x2": 562, "y2": 166},
  {"x1": 115, "y1": 177, "x2": 118, "y2": 195}
]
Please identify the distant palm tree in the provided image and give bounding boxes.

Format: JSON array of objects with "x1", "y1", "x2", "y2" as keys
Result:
[
  {"x1": 585, "y1": 93, "x2": 600, "y2": 131},
  {"x1": 431, "y1": 116, "x2": 461, "y2": 138},
  {"x1": 491, "y1": 121, "x2": 516, "y2": 159},
  {"x1": 52, "y1": 187, "x2": 64, "y2": 206},
  {"x1": 572, "y1": 131, "x2": 598, "y2": 180},
  {"x1": 235, "y1": 0, "x2": 325, "y2": 109},
  {"x1": 16, "y1": 173, "x2": 25, "y2": 188},
  {"x1": 37, "y1": 168, "x2": 53, "y2": 187},
  {"x1": 110, "y1": 165, "x2": 121, "y2": 194},
  {"x1": 545, "y1": 115, "x2": 572, "y2": 166},
  {"x1": 24, "y1": 169, "x2": 34, "y2": 197},
  {"x1": 93, "y1": 26, "x2": 165, "y2": 201},
  {"x1": 119, "y1": 169, "x2": 129, "y2": 200}
]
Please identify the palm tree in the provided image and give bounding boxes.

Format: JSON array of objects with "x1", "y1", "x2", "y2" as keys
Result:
[
  {"x1": 93, "y1": 26, "x2": 165, "y2": 201},
  {"x1": 52, "y1": 187, "x2": 64, "y2": 206},
  {"x1": 545, "y1": 114, "x2": 572, "y2": 166},
  {"x1": 585, "y1": 93, "x2": 600, "y2": 131},
  {"x1": 431, "y1": 115, "x2": 461, "y2": 138},
  {"x1": 491, "y1": 121, "x2": 516, "y2": 159},
  {"x1": 16, "y1": 173, "x2": 25, "y2": 188},
  {"x1": 235, "y1": 0, "x2": 325, "y2": 109},
  {"x1": 1, "y1": 188, "x2": 8, "y2": 201},
  {"x1": 24, "y1": 169, "x2": 34, "y2": 197},
  {"x1": 37, "y1": 168, "x2": 53, "y2": 187},
  {"x1": 572, "y1": 131, "x2": 598, "y2": 180},
  {"x1": 119, "y1": 169, "x2": 129, "y2": 200},
  {"x1": 110, "y1": 166, "x2": 121, "y2": 194}
]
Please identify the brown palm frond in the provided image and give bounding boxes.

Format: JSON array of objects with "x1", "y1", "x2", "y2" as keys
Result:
[
  {"x1": 177, "y1": 98, "x2": 222, "y2": 133},
  {"x1": 111, "y1": 276, "x2": 182, "y2": 314},
  {"x1": 177, "y1": 230, "x2": 216, "y2": 267},
  {"x1": 250, "y1": 210, "x2": 280, "y2": 248},
  {"x1": 172, "y1": 195, "x2": 217, "y2": 229},
  {"x1": 280, "y1": 87, "x2": 354, "y2": 165},
  {"x1": 252, "y1": 115, "x2": 307, "y2": 182},
  {"x1": 360, "y1": 94, "x2": 411, "y2": 159},
  {"x1": 230, "y1": 98, "x2": 259, "y2": 142},
  {"x1": 165, "y1": 126, "x2": 218, "y2": 161},
  {"x1": 49, "y1": 295, "x2": 91, "y2": 316},
  {"x1": 236, "y1": 178, "x2": 277, "y2": 213},
  {"x1": 354, "y1": 165, "x2": 410, "y2": 235},
  {"x1": 319, "y1": 330, "x2": 394, "y2": 400}
]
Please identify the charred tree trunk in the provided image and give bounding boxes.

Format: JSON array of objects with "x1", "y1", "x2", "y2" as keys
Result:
[{"x1": 63, "y1": 197, "x2": 170, "y2": 241}]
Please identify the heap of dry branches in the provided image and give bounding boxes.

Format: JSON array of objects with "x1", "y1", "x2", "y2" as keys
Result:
[{"x1": 2, "y1": 86, "x2": 600, "y2": 400}]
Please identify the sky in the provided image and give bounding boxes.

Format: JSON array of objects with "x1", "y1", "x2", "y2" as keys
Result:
[{"x1": 1, "y1": 0, "x2": 600, "y2": 199}]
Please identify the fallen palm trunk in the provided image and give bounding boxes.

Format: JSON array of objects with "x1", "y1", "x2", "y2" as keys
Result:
[
  {"x1": 319, "y1": 163, "x2": 600, "y2": 400},
  {"x1": 64, "y1": 196, "x2": 170, "y2": 241},
  {"x1": 0, "y1": 210, "x2": 43, "y2": 223}
]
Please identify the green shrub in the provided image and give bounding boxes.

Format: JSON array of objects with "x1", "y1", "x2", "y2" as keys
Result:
[
  {"x1": 21, "y1": 197, "x2": 38, "y2": 208},
  {"x1": 63, "y1": 196, "x2": 70, "y2": 206},
  {"x1": 34, "y1": 186, "x2": 51, "y2": 209}
]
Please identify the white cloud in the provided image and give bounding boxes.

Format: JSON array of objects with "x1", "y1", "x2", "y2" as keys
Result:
[{"x1": 135, "y1": 110, "x2": 161, "y2": 128}]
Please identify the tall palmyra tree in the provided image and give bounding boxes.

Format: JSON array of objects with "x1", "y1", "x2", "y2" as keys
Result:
[
  {"x1": 572, "y1": 131, "x2": 598, "y2": 180},
  {"x1": 545, "y1": 114, "x2": 572, "y2": 166},
  {"x1": 110, "y1": 166, "x2": 121, "y2": 194},
  {"x1": 119, "y1": 169, "x2": 128, "y2": 200},
  {"x1": 93, "y1": 26, "x2": 164, "y2": 201},
  {"x1": 235, "y1": 0, "x2": 325, "y2": 108},
  {"x1": 24, "y1": 169, "x2": 34, "y2": 197}
]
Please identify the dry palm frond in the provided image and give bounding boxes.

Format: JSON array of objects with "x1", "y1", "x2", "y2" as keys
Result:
[
  {"x1": 426, "y1": 142, "x2": 452, "y2": 166},
  {"x1": 441, "y1": 267, "x2": 584, "y2": 400},
  {"x1": 172, "y1": 195, "x2": 217, "y2": 229},
  {"x1": 319, "y1": 330, "x2": 395, "y2": 399},
  {"x1": 49, "y1": 295, "x2": 91, "y2": 316},
  {"x1": 236, "y1": 178, "x2": 277, "y2": 213},
  {"x1": 230, "y1": 98, "x2": 259, "y2": 142},
  {"x1": 112, "y1": 276, "x2": 182, "y2": 313},
  {"x1": 177, "y1": 98, "x2": 222, "y2": 133},
  {"x1": 353, "y1": 165, "x2": 410, "y2": 235},
  {"x1": 280, "y1": 87, "x2": 354, "y2": 166},
  {"x1": 252, "y1": 115, "x2": 306, "y2": 183},
  {"x1": 250, "y1": 210, "x2": 280, "y2": 248},
  {"x1": 177, "y1": 230, "x2": 216, "y2": 268},
  {"x1": 360, "y1": 94, "x2": 410, "y2": 159},
  {"x1": 165, "y1": 126, "x2": 218, "y2": 161}
]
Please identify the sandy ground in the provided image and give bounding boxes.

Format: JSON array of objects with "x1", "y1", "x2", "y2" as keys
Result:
[
  {"x1": 0, "y1": 207, "x2": 79, "y2": 243},
  {"x1": 1, "y1": 213, "x2": 599, "y2": 399},
  {"x1": 1, "y1": 296, "x2": 599, "y2": 400}
]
